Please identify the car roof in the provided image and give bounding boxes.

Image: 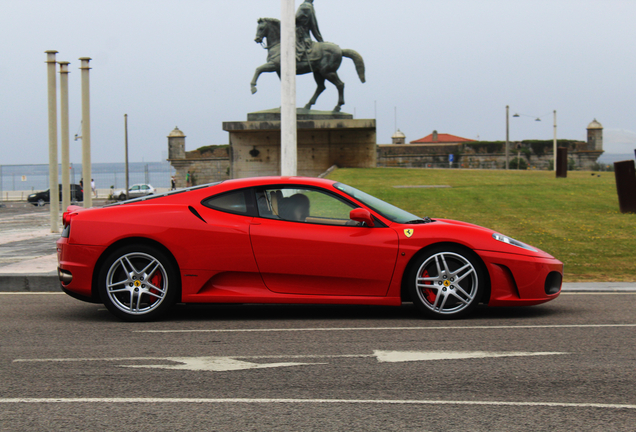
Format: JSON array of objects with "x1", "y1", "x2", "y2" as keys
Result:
[
  {"x1": 106, "y1": 177, "x2": 338, "y2": 207},
  {"x1": 222, "y1": 176, "x2": 337, "y2": 188}
]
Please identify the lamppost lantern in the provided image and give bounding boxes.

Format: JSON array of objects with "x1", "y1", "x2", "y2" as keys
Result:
[{"x1": 508, "y1": 108, "x2": 557, "y2": 172}]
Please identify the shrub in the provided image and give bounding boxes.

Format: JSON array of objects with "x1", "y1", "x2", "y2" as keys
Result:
[{"x1": 509, "y1": 157, "x2": 528, "y2": 170}]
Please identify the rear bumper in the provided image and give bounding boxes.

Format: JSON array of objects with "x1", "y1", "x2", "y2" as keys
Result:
[
  {"x1": 56, "y1": 237, "x2": 105, "y2": 302},
  {"x1": 477, "y1": 250, "x2": 563, "y2": 306}
]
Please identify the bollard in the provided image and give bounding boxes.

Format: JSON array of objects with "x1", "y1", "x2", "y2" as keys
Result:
[
  {"x1": 614, "y1": 160, "x2": 636, "y2": 213},
  {"x1": 556, "y1": 147, "x2": 568, "y2": 178}
]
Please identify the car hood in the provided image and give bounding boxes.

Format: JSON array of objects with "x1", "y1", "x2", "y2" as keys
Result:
[{"x1": 393, "y1": 217, "x2": 555, "y2": 259}]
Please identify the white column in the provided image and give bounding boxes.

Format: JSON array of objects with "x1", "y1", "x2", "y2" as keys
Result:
[
  {"x1": 124, "y1": 114, "x2": 129, "y2": 198},
  {"x1": 280, "y1": 0, "x2": 297, "y2": 176},
  {"x1": 45, "y1": 50, "x2": 59, "y2": 233},
  {"x1": 59, "y1": 61, "x2": 71, "y2": 212},
  {"x1": 553, "y1": 110, "x2": 557, "y2": 172},
  {"x1": 505, "y1": 105, "x2": 509, "y2": 170},
  {"x1": 79, "y1": 57, "x2": 92, "y2": 207}
]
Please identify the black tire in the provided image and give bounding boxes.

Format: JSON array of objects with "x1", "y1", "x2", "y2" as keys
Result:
[
  {"x1": 408, "y1": 245, "x2": 485, "y2": 319},
  {"x1": 98, "y1": 244, "x2": 179, "y2": 321}
]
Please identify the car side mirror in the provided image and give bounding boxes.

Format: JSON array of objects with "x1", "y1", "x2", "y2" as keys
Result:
[{"x1": 349, "y1": 208, "x2": 375, "y2": 227}]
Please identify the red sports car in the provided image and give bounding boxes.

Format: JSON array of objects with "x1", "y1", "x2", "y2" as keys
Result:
[{"x1": 57, "y1": 176, "x2": 562, "y2": 321}]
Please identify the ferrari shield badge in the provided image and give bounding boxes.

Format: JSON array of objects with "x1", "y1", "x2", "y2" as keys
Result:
[{"x1": 404, "y1": 229, "x2": 414, "y2": 238}]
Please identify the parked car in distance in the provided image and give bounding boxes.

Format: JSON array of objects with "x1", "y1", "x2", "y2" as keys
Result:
[
  {"x1": 112, "y1": 184, "x2": 156, "y2": 200},
  {"x1": 28, "y1": 184, "x2": 83, "y2": 206}
]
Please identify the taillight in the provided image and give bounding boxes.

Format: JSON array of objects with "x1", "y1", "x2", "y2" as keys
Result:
[
  {"x1": 62, "y1": 211, "x2": 73, "y2": 227},
  {"x1": 62, "y1": 205, "x2": 83, "y2": 233}
]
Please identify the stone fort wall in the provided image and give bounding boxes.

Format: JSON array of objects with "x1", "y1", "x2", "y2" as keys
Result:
[{"x1": 168, "y1": 127, "x2": 604, "y2": 185}]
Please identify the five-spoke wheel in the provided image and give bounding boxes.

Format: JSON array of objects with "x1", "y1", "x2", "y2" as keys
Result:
[
  {"x1": 98, "y1": 245, "x2": 178, "y2": 321},
  {"x1": 409, "y1": 246, "x2": 484, "y2": 319}
]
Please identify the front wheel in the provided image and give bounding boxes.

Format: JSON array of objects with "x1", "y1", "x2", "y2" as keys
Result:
[
  {"x1": 98, "y1": 245, "x2": 179, "y2": 321},
  {"x1": 409, "y1": 246, "x2": 485, "y2": 319}
]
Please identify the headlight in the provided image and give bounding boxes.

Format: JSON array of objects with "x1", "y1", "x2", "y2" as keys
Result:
[
  {"x1": 28, "y1": 194, "x2": 35, "y2": 198},
  {"x1": 492, "y1": 233, "x2": 537, "y2": 252}
]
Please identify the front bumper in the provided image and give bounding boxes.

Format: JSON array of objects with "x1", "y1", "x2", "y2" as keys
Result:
[{"x1": 477, "y1": 250, "x2": 563, "y2": 306}]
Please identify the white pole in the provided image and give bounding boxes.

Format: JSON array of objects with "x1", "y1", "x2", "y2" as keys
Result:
[
  {"x1": 59, "y1": 61, "x2": 71, "y2": 212},
  {"x1": 505, "y1": 105, "x2": 509, "y2": 170},
  {"x1": 45, "y1": 50, "x2": 59, "y2": 233},
  {"x1": 280, "y1": 0, "x2": 297, "y2": 176},
  {"x1": 553, "y1": 110, "x2": 557, "y2": 172},
  {"x1": 79, "y1": 57, "x2": 92, "y2": 207},
  {"x1": 124, "y1": 114, "x2": 129, "y2": 198}
]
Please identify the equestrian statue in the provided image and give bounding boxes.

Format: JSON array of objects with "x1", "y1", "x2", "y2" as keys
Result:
[{"x1": 250, "y1": 0, "x2": 365, "y2": 113}]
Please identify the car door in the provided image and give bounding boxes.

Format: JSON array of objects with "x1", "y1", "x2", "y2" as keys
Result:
[
  {"x1": 129, "y1": 185, "x2": 141, "y2": 198},
  {"x1": 249, "y1": 186, "x2": 399, "y2": 297}
]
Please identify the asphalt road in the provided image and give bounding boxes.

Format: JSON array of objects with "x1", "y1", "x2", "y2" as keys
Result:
[{"x1": 1, "y1": 292, "x2": 635, "y2": 431}]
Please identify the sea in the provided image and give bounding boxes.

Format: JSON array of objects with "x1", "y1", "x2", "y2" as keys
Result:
[{"x1": 0, "y1": 161, "x2": 174, "y2": 193}]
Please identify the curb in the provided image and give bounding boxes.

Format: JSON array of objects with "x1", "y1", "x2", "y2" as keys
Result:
[{"x1": 0, "y1": 275, "x2": 635, "y2": 293}]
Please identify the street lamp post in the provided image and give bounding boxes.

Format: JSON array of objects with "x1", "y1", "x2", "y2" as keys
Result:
[
  {"x1": 505, "y1": 106, "x2": 509, "y2": 170},
  {"x1": 124, "y1": 114, "x2": 130, "y2": 200},
  {"x1": 553, "y1": 110, "x2": 557, "y2": 172},
  {"x1": 510, "y1": 109, "x2": 557, "y2": 171}
]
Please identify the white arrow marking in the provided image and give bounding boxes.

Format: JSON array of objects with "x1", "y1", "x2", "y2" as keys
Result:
[
  {"x1": 13, "y1": 350, "x2": 568, "y2": 371},
  {"x1": 373, "y1": 350, "x2": 567, "y2": 363},
  {"x1": 120, "y1": 357, "x2": 325, "y2": 372}
]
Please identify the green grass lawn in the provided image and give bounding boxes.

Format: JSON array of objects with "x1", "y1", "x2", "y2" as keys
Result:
[{"x1": 328, "y1": 167, "x2": 636, "y2": 282}]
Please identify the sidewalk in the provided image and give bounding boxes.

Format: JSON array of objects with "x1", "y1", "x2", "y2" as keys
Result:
[{"x1": 1, "y1": 202, "x2": 635, "y2": 293}]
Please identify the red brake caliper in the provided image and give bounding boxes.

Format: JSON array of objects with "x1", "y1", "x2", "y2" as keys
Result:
[
  {"x1": 421, "y1": 269, "x2": 437, "y2": 304},
  {"x1": 148, "y1": 273, "x2": 163, "y2": 303}
]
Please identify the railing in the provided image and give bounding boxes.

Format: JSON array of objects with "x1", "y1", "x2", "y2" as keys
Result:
[{"x1": 0, "y1": 162, "x2": 175, "y2": 201}]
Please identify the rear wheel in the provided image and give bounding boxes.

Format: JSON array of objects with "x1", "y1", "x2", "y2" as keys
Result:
[
  {"x1": 98, "y1": 245, "x2": 178, "y2": 321},
  {"x1": 409, "y1": 245, "x2": 484, "y2": 319}
]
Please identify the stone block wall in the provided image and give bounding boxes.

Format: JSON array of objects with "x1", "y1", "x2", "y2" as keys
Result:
[
  {"x1": 224, "y1": 118, "x2": 376, "y2": 178},
  {"x1": 169, "y1": 158, "x2": 230, "y2": 188},
  {"x1": 377, "y1": 141, "x2": 603, "y2": 170}
]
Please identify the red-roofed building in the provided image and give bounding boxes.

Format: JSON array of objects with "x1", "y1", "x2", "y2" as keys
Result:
[{"x1": 410, "y1": 130, "x2": 476, "y2": 145}]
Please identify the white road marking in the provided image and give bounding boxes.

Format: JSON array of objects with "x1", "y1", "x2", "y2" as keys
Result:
[
  {"x1": 560, "y1": 292, "x2": 636, "y2": 295},
  {"x1": 136, "y1": 323, "x2": 636, "y2": 334},
  {"x1": 373, "y1": 350, "x2": 566, "y2": 363},
  {"x1": 0, "y1": 398, "x2": 633, "y2": 410},
  {"x1": 0, "y1": 292, "x2": 64, "y2": 295},
  {"x1": 13, "y1": 350, "x2": 567, "y2": 371},
  {"x1": 121, "y1": 357, "x2": 327, "y2": 372}
]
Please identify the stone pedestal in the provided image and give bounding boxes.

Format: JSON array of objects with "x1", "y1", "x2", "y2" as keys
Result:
[{"x1": 223, "y1": 109, "x2": 376, "y2": 178}]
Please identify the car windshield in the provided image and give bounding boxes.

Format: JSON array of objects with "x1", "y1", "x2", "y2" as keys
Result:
[{"x1": 333, "y1": 182, "x2": 424, "y2": 224}]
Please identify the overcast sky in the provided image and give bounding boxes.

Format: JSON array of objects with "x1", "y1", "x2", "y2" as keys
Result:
[{"x1": 1, "y1": 0, "x2": 635, "y2": 165}]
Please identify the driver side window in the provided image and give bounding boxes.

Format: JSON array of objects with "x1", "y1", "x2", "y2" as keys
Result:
[{"x1": 256, "y1": 187, "x2": 360, "y2": 226}]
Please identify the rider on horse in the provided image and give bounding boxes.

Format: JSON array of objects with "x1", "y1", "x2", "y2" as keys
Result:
[{"x1": 296, "y1": 0, "x2": 323, "y2": 63}]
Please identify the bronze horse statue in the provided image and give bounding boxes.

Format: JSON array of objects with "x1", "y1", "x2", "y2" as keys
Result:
[{"x1": 251, "y1": 18, "x2": 365, "y2": 113}]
